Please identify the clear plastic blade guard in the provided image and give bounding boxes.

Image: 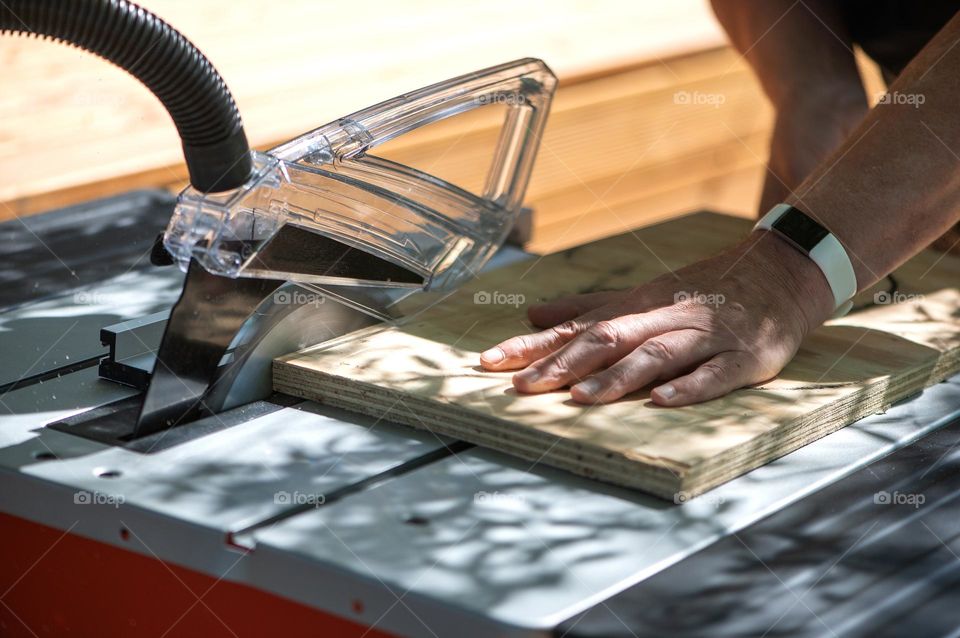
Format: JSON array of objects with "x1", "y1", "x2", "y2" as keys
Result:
[{"x1": 163, "y1": 58, "x2": 557, "y2": 319}]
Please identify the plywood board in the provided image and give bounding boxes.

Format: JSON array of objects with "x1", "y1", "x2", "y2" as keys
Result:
[{"x1": 274, "y1": 213, "x2": 960, "y2": 499}]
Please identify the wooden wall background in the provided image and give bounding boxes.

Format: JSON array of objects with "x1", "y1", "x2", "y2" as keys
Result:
[{"x1": 0, "y1": 0, "x2": 884, "y2": 253}]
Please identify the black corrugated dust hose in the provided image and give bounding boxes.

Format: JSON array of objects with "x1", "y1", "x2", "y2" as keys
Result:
[{"x1": 0, "y1": 0, "x2": 253, "y2": 194}]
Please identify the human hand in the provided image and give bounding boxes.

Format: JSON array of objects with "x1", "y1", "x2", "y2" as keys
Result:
[{"x1": 480, "y1": 232, "x2": 835, "y2": 406}]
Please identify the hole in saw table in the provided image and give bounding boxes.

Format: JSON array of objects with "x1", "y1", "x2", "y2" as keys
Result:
[{"x1": 403, "y1": 515, "x2": 430, "y2": 527}]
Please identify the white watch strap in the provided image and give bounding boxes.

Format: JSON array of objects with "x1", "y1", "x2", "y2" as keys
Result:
[{"x1": 754, "y1": 204, "x2": 858, "y2": 317}]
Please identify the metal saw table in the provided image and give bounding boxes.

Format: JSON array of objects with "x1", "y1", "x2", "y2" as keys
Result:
[{"x1": 3, "y1": 191, "x2": 960, "y2": 638}]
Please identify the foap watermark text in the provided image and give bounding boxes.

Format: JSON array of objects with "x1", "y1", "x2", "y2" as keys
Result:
[
  {"x1": 674, "y1": 290, "x2": 726, "y2": 308},
  {"x1": 874, "y1": 490, "x2": 925, "y2": 509},
  {"x1": 274, "y1": 289, "x2": 326, "y2": 307},
  {"x1": 674, "y1": 90, "x2": 726, "y2": 108},
  {"x1": 74, "y1": 490, "x2": 125, "y2": 508},
  {"x1": 274, "y1": 490, "x2": 326, "y2": 507},
  {"x1": 474, "y1": 290, "x2": 525, "y2": 308}
]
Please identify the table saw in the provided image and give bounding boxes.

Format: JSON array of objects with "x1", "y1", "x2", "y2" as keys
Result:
[
  {"x1": 3, "y1": 190, "x2": 960, "y2": 638},
  {"x1": 3, "y1": 2, "x2": 960, "y2": 635}
]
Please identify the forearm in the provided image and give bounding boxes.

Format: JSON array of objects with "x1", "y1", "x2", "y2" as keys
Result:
[
  {"x1": 712, "y1": 0, "x2": 870, "y2": 211},
  {"x1": 787, "y1": 11, "x2": 960, "y2": 290},
  {"x1": 710, "y1": 0, "x2": 866, "y2": 110}
]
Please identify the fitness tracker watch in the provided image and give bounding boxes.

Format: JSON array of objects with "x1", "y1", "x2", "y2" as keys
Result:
[{"x1": 754, "y1": 204, "x2": 857, "y2": 317}]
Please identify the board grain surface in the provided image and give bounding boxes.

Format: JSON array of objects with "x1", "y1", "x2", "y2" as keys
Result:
[{"x1": 274, "y1": 213, "x2": 960, "y2": 499}]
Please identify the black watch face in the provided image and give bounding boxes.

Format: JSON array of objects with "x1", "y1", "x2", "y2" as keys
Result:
[{"x1": 772, "y1": 207, "x2": 829, "y2": 252}]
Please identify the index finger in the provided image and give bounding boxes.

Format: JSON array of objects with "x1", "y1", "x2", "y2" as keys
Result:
[{"x1": 480, "y1": 305, "x2": 614, "y2": 371}]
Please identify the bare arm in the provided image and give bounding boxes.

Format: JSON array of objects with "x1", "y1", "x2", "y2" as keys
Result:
[
  {"x1": 711, "y1": 0, "x2": 865, "y2": 107},
  {"x1": 789, "y1": 10, "x2": 960, "y2": 288},
  {"x1": 711, "y1": 0, "x2": 870, "y2": 212}
]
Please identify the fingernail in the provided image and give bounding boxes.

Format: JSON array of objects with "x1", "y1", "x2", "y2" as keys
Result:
[
  {"x1": 481, "y1": 347, "x2": 505, "y2": 364},
  {"x1": 656, "y1": 384, "x2": 676, "y2": 400},
  {"x1": 574, "y1": 379, "x2": 600, "y2": 397},
  {"x1": 515, "y1": 368, "x2": 540, "y2": 384}
]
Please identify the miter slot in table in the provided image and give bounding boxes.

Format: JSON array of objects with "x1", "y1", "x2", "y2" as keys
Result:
[{"x1": 45, "y1": 393, "x2": 303, "y2": 451}]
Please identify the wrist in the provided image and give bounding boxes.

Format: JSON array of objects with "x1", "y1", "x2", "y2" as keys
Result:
[{"x1": 741, "y1": 230, "x2": 836, "y2": 333}]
